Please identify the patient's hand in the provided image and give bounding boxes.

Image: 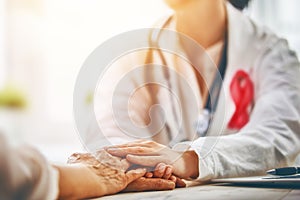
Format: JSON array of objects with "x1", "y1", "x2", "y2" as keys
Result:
[
  {"x1": 123, "y1": 177, "x2": 175, "y2": 192},
  {"x1": 67, "y1": 150, "x2": 178, "y2": 194},
  {"x1": 59, "y1": 150, "x2": 145, "y2": 199}
]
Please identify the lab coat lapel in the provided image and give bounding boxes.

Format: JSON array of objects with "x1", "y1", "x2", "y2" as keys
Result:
[{"x1": 211, "y1": 3, "x2": 257, "y2": 134}]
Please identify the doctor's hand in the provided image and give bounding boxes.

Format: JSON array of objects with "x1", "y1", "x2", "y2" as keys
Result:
[
  {"x1": 56, "y1": 150, "x2": 146, "y2": 200},
  {"x1": 143, "y1": 166, "x2": 187, "y2": 188},
  {"x1": 107, "y1": 140, "x2": 199, "y2": 179}
]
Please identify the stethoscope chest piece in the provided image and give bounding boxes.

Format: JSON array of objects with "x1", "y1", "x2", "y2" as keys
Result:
[{"x1": 194, "y1": 109, "x2": 211, "y2": 137}]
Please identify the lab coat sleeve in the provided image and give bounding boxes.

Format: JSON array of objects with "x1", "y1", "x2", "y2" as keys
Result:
[
  {"x1": 0, "y1": 133, "x2": 59, "y2": 200},
  {"x1": 186, "y1": 39, "x2": 300, "y2": 181}
]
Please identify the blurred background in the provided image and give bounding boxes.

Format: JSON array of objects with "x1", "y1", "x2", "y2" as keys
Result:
[{"x1": 0, "y1": 0, "x2": 299, "y2": 163}]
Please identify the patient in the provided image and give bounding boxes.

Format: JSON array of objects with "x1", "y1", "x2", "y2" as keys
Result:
[{"x1": 0, "y1": 132, "x2": 178, "y2": 200}]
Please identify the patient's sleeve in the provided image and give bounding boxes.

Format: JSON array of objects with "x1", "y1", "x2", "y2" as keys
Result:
[{"x1": 0, "y1": 133, "x2": 59, "y2": 200}]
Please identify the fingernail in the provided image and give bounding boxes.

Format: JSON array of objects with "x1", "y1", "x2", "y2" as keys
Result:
[
  {"x1": 166, "y1": 167, "x2": 172, "y2": 175},
  {"x1": 171, "y1": 176, "x2": 176, "y2": 182},
  {"x1": 136, "y1": 168, "x2": 146, "y2": 173},
  {"x1": 159, "y1": 164, "x2": 165, "y2": 172},
  {"x1": 147, "y1": 173, "x2": 153, "y2": 178},
  {"x1": 126, "y1": 154, "x2": 133, "y2": 159},
  {"x1": 107, "y1": 148, "x2": 118, "y2": 151}
]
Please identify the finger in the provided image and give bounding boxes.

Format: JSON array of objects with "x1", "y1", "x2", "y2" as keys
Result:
[
  {"x1": 107, "y1": 147, "x2": 155, "y2": 157},
  {"x1": 153, "y1": 163, "x2": 166, "y2": 178},
  {"x1": 68, "y1": 152, "x2": 99, "y2": 165},
  {"x1": 125, "y1": 168, "x2": 147, "y2": 184},
  {"x1": 145, "y1": 172, "x2": 153, "y2": 178},
  {"x1": 120, "y1": 158, "x2": 131, "y2": 171},
  {"x1": 126, "y1": 154, "x2": 162, "y2": 167},
  {"x1": 127, "y1": 164, "x2": 154, "y2": 172},
  {"x1": 107, "y1": 140, "x2": 148, "y2": 149},
  {"x1": 67, "y1": 153, "x2": 82, "y2": 164},
  {"x1": 162, "y1": 166, "x2": 173, "y2": 180},
  {"x1": 123, "y1": 140, "x2": 160, "y2": 147},
  {"x1": 95, "y1": 149, "x2": 121, "y2": 163},
  {"x1": 123, "y1": 177, "x2": 175, "y2": 192},
  {"x1": 170, "y1": 175, "x2": 177, "y2": 183},
  {"x1": 106, "y1": 148, "x2": 131, "y2": 157},
  {"x1": 175, "y1": 177, "x2": 186, "y2": 188}
]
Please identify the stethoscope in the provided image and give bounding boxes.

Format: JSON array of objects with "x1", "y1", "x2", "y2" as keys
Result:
[{"x1": 144, "y1": 17, "x2": 228, "y2": 140}]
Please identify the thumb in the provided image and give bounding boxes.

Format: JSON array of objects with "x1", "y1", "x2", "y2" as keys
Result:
[
  {"x1": 125, "y1": 168, "x2": 146, "y2": 184},
  {"x1": 126, "y1": 155, "x2": 161, "y2": 167}
]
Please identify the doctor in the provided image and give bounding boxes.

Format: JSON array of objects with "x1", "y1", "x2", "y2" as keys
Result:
[{"x1": 97, "y1": 0, "x2": 300, "y2": 181}]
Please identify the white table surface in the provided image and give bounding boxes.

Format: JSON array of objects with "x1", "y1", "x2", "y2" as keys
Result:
[{"x1": 93, "y1": 183, "x2": 300, "y2": 200}]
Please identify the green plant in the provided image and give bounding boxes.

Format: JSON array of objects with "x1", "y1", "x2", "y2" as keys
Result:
[{"x1": 0, "y1": 86, "x2": 27, "y2": 109}]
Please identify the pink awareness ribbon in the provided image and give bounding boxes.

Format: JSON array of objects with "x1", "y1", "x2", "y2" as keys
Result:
[{"x1": 228, "y1": 70, "x2": 254, "y2": 130}]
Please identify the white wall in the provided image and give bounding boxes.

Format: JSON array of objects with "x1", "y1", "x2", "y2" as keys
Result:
[
  {"x1": 3, "y1": 0, "x2": 171, "y2": 162},
  {"x1": 250, "y1": 0, "x2": 300, "y2": 54},
  {"x1": 43, "y1": 0, "x2": 171, "y2": 122},
  {"x1": 0, "y1": 0, "x2": 5, "y2": 88}
]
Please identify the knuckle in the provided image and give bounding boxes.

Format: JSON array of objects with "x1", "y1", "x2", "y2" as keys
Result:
[
  {"x1": 155, "y1": 179, "x2": 164, "y2": 187},
  {"x1": 148, "y1": 141, "x2": 155, "y2": 145},
  {"x1": 136, "y1": 147, "x2": 144, "y2": 153}
]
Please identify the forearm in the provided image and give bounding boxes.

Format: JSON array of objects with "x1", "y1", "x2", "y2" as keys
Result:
[
  {"x1": 191, "y1": 126, "x2": 299, "y2": 180},
  {"x1": 54, "y1": 164, "x2": 106, "y2": 200},
  {"x1": 191, "y1": 86, "x2": 300, "y2": 180}
]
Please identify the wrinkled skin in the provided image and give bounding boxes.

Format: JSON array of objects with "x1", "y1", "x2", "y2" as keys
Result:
[
  {"x1": 68, "y1": 150, "x2": 184, "y2": 193},
  {"x1": 67, "y1": 150, "x2": 146, "y2": 195}
]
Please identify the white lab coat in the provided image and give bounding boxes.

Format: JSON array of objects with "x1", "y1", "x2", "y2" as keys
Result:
[
  {"x1": 93, "y1": 3, "x2": 300, "y2": 180},
  {"x1": 0, "y1": 133, "x2": 58, "y2": 200}
]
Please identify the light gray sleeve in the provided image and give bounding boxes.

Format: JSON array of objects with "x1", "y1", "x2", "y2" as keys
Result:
[
  {"x1": 182, "y1": 39, "x2": 300, "y2": 180},
  {"x1": 0, "y1": 134, "x2": 59, "y2": 200}
]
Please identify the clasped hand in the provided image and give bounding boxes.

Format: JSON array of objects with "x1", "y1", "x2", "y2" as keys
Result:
[
  {"x1": 67, "y1": 148, "x2": 183, "y2": 196},
  {"x1": 106, "y1": 140, "x2": 199, "y2": 179}
]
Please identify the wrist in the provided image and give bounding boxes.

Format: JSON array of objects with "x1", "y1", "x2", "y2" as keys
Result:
[
  {"x1": 181, "y1": 150, "x2": 199, "y2": 179},
  {"x1": 53, "y1": 164, "x2": 76, "y2": 200},
  {"x1": 53, "y1": 164, "x2": 106, "y2": 200}
]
